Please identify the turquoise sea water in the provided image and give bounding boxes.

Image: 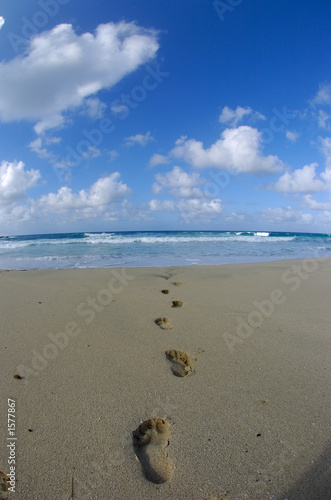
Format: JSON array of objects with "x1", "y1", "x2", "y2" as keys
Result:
[{"x1": 0, "y1": 231, "x2": 330, "y2": 270}]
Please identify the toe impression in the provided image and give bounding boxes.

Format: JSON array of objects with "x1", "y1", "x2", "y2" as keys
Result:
[
  {"x1": 165, "y1": 349, "x2": 195, "y2": 377},
  {"x1": 133, "y1": 418, "x2": 173, "y2": 484}
]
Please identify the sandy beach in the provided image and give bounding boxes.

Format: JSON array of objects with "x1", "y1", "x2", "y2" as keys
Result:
[{"x1": 1, "y1": 258, "x2": 330, "y2": 499}]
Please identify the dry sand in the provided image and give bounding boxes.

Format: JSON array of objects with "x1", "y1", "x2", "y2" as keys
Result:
[{"x1": 0, "y1": 259, "x2": 330, "y2": 499}]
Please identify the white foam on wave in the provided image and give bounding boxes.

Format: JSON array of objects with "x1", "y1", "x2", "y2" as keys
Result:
[
  {"x1": 219, "y1": 235, "x2": 295, "y2": 243},
  {"x1": 14, "y1": 255, "x2": 71, "y2": 262},
  {"x1": 83, "y1": 235, "x2": 295, "y2": 244},
  {"x1": 84, "y1": 232, "x2": 116, "y2": 238},
  {"x1": 0, "y1": 238, "x2": 79, "y2": 248},
  {"x1": 0, "y1": 241, "x2": 31, "y2": 249},
  {"x1": 0, "y1": 233, "x2": 296, "y2": 252}
]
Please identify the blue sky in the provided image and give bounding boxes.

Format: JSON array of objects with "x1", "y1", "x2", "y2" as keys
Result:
[{"x1": 0, "y1": 0, "x2": 330, "y2": 235}]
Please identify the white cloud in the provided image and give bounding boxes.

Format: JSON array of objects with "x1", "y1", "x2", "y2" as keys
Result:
[
  {"x1": 286, "y1": 130, "x2": 299, "y2": 142},
  {"x1": 0, "y1": 16, "x2": 5, "y2": 30},
  {"x1": 271, "y1": 163, "x2": 324, "y2": 193},
  {"x1": 153, "y1": 166, "x2": 205, "y2": 197},
  {"x1": 149, "y1": 154, "x2": 169, "y2": 167},
  {"x1": 124, "y1": 131, "x2": 154, "y2": 147},
  {"x1": 319, "y1": 137, "x2": 331, "y2": 187},
  {"x1": 150, "y1": 166, "x2": 223, "y2": 220},
  {"x1": 149, "y1": 199, "x2": 175, "y2": 212},
  {"x1": 269, "y1": 139, "x2": 331, "y2": 195},
  {"x1": 0, "y1": 170, "x2": 133, "y2": 225},
  {"x1": 82, "y1": 97, "x2": 107, "y2": 119},
  {"x1": 38, "y1": 173, "x2": 130, "y2": 216},
  {"x1": 29, "y1": 135, "x2": 62, "y2": 162},
  {"x1": 177, "y1": 198, "x2": 222, "y2": 218},
  {"x1": 310, "y1": 84, "x2": 331, "y2": 107},
  {"x1": 171, "y1": 126, "x2": 284, "y2": 175},
  {"x1": 53, "y1": 158, "x2": 73, "y2": 172},
  {"x1": 303, "y1": 194, "x2": 331, "y2": 211},
  {"x1": 259, "y1": 206, "x2": 313, "y2": 225},
  {"x1": 110, "y1": 103, "x2": 129, "y2": 116},
  {"x1": 108, "y1": 150, "x2": 119, "y2": 162},
  {"x1": 219, "y1": 106, "x2": 265, "y2": 127},
  {"x1": 0, "y1": 22, "x2": 159, "y2": 133},
  {"x1": 0, "y1": 160, "x2": 40, "y2": 205},
  {"x1": 319, "y1": 136, "x2": 331, "y2": 168},
  {"x1": 317, "y1": 110, "x2": 330, "y2": 130},
  {"x1": 149, "y1": 197, "x2": 222, "y2": 219},
  {"x1": 34, "y1": 114, "x2": 65, "y2": 135},
  {"x1": 29, "y1": 137, "x2": 53, "y2": 159},
  {"x1": 0, "y1": 202, "x2": 41, "y2": 225},
  {"x1": 47, "y1": 136, "x2": 61, "y2": 145},
  {"x1": 321, "y1": 170, "x2": 331, "y2": 188},
  {"x1": 81, "y1": 145, "x2": 101, "y2": 159}
]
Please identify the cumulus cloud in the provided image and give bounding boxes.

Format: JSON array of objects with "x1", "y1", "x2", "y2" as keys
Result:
[
  {"x1": 149, "y1": 165, "x2": 222, "y2": 219},
  {"x1": 149, "y1": 199, "x2": 175, "y2": 212},
  {"x1": 219, "y1": 106, "x2": 265, "y2": 127},
  {"x1": 271, "y1": 164, "x2": 325, "y2": 193},
  {"x1": 149, "y1": 197, "x2": 222, "y2": 219},
  {"x1": 303, "y1": 194, "x2": 331, "y2": 211},
  {"x1": 0, "y1": 16, "x2": 5, "y2": 30},
  {"x1": 0, "y1": 22, "x2": 159, "y2": 133},
  {"x1": 259, "y1": 206, "x2": 313, "y2": 225},
  {"x1": 310, "y1": 83, "x2": 331, "y2": 107},
  {"x1": 268, "y1": 139, "x2": 331, "y2": 196},
  {"x1": 153, "y1": 166, "x2": 205, "y2": 197},
  {"x1": 81, "y1": 97, "x2": 107, "y2": 120},
  {"x1": 0, "y1": 169, "x2": 133, "y2": 224},
  {"x1": 170, "y1": 126, "x2": 284, "y2": 175},
  {"x1": 124, "y1": 131, "x2": 154, "y2": 147},
  {"x1": 0, "y1": 160, "x2": 40, "y2": 205},
  {"x1": 38, "y1": 173, "x2": 130, "y2": 216},
  {"x1": 149, "y1": 154, "x2": 169, "y2": 167},
  {"x1": 176, "y1": 198, "x2": 222, "y2": 218}
]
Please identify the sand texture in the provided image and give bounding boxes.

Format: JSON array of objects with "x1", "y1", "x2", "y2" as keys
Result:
[{"x1": 0, "y1": 259, "x2": 330, "y2": 499}]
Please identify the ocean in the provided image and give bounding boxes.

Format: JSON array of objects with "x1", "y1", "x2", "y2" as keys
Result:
[{"x1": 0, "y1": 230, "x2": 330, "y2": 270}]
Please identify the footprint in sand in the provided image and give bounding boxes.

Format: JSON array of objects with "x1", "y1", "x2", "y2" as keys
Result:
[
  {"x1": 172, "y1": 300, "x2": 183, "y2": 308},
  {"x1": 155, "y1": 318, "x2": 173, "y2": 330},
  {"x1": 132, "y1": 418, "x2": 173, "y2": 484},
  {"x1": 161, "y1": 289, "x2": 170, "y2": 294},
  {"x1": 173, "y1": 282, "x2": 183, "y2": 286},
  {"x1": 165, "y1": 349, "x2": 195, "y2": 377}
]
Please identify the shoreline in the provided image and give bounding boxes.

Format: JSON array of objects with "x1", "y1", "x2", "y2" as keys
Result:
[
  {"x1": 1, "y1": 230, "x2": 330, "y2": 272},
  {"x1": 1, "y1": 259, "x2": 330, "y2": 499},
  {"x1": 0, "y1": 253, "x2": 330, "y2": 272}
]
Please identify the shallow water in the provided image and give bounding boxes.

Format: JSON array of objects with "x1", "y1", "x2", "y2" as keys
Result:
[{"x1": 0, "y1": 230, "x2": 330, "y2": 269}]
